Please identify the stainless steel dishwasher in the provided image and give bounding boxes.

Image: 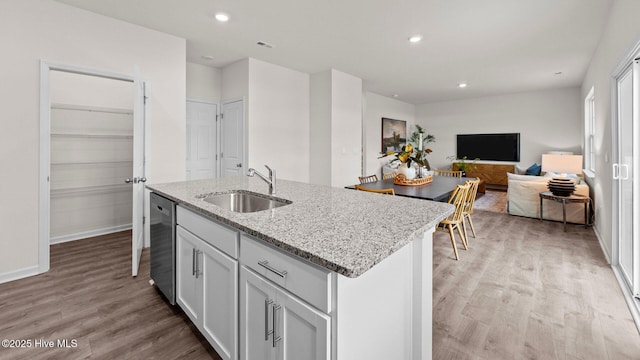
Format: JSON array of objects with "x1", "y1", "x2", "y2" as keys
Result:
[{"x1": 150, "y1": 192, "x2": 176, "y2": 305}]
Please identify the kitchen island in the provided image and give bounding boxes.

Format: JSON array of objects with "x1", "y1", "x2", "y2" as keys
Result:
[{"x1": 148, "y1": 177, "x2": 453, "y2": 360}]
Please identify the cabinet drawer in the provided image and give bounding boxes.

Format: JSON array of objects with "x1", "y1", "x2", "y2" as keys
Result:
[
  {"x1": 177, "y1": 205, "x2": 239, "y2": 259},
  {"x1": 240, "y1": 235, "x2": 331, "y2": 313}
]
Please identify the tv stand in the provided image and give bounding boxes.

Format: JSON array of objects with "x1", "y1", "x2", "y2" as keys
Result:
[{"x1": 452, "y1": 163, "x2": 515, "y2": 188}]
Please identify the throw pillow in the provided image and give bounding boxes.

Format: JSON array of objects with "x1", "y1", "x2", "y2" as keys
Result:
[{"x1": 525, "y1": 163, "x2": 542, "y2": 176}]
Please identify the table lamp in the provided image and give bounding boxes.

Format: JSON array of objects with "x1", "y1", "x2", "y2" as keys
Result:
[{"x1": 541, "y1": 154, "x2": 583, "y2": 196}]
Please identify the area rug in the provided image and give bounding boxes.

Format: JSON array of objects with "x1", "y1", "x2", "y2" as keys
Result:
[{"x1": 473, "y1": 189, "x2": 507, "y2": 213}]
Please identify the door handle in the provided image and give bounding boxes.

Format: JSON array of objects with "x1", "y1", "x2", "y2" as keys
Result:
[
  {"x1": 192, "y1": 248, "x2": 196, "y2": 276},
  {"x1": 272, "y1": 304, "x2": 282, "y2": 347},
  {"x1": 264, "y1": 298, "x2": 273, "y2": 341},
  {"x1": 621, "y1": 164, "x2": 630, "y2": 180},
  {"x1": 124, "y1": 177, "x2": 147, "y2": 184},
  {"x1": 236, "y1": 163, "x2": 242, "y2": 168}
]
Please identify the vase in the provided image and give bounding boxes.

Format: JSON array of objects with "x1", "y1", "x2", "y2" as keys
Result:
[{"x1": 397, "y1": 163, "x2": 416, "y2": 179}]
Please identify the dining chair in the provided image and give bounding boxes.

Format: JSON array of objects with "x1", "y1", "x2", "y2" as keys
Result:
[
  {"x1": 354, "y1": 184, "x2": 395, "y2": 195},
  {"x1": 435, "y1": 183, "x2": 470, "y2": 260},
  {"x1": 434, "y1": 169, "x2": 463, "y2": 178},
  {"x1": 461, "y1": 178, "x2": 481, "y2": 240},
  {"x1": 358, "y1": 174, "x2": 379, "y2": 184},
  {"x1": 382, "y1": 171, "x2": 397, "y2": 180}
]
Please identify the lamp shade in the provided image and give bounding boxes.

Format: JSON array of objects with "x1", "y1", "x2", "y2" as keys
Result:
[{"x1": 541, "y1": 154, "x2": 583, "y2": 175}]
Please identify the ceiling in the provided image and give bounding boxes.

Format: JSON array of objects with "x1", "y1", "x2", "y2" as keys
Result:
[{"x1": 54, "y1": 0, "x2": 612, "y2": 104}]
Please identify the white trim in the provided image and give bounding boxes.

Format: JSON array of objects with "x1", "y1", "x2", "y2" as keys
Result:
[
  {"x1": 612, "y1": 266, "x2": 640, "y2": 335},
  {"x1": 0, "y1": 265, "x2": 40, "y2": 285},
  {"x1": 39, "y1": 60, "x2": 140, "y2": 278},
  {"x1": 593, "y1": 224, "x2": 611, "y2": 264},
  {"x1": 186, "y1": 97, "x2": 218, "y2": 106},
  {"x1": 50, "y1": 224, "x2": 132, "y2": 245}
]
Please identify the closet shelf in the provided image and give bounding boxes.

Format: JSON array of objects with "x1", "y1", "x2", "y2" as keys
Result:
[
  {"x1": 51, "y1": 183, "x2": 132, "y2": 197},
  {"x1": 51, "y1": 132, "x2": 133, "y2": 139},
  {"x1": 51, "y1": 160, "x2": 133, "y2": 166}
]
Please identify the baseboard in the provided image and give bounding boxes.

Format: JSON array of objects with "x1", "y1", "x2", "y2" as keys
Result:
[
  {"x1": 592, "y1": 225, "x2": 611, "y2": 264},
  {"x1": 50, "y1": 224, "x2": 132, "y2": 244},
  {"x1": 0, "y1": 265, "x2": 40, "y2": 285},
  {"x1": 612, "y1": 266, "x2": 640, "y2": 335}
]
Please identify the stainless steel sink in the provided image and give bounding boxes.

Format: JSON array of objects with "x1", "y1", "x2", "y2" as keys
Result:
[{"x1": 201, "y1": 190, "x2": 292, "y2": 213}]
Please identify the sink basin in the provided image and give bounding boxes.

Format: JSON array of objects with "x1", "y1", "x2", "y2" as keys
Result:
[{"x1": 201, "y1": 190, "x2": 292, "y2": 213}]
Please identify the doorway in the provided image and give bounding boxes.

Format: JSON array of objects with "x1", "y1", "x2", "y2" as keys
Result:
[
  {"x1": 612, "y1": 45, "x2": 640, "y2": 329},
  {"x1": 39, "y1": 62, "x2": 147, "y2": 277}
]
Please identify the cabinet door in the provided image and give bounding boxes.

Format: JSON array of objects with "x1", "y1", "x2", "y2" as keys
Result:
[
  {"x1": 240, "y1": 267, "x2": 277, "y2": 360},
  {"x1": 176, "y1": 226, "x2": 201, "y2": 324},
  {"x1": 201, "y1": 240, "x2": 238, "y2": 360},
  {"x1": 275, "y1": 287, "x2": 330, "y2": 360}
]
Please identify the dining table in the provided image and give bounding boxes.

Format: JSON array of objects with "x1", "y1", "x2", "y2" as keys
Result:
[{"x1": 347, "y1": 176, "x2": 470, "y2": 202}]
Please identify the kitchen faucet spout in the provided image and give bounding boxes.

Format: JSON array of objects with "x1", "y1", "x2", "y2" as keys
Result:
[{"x1": 247, "y1": 165, "x2": 276, "y2": 195}]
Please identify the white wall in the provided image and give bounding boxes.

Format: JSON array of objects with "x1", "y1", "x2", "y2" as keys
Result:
[
  {"x1": 310, "y1": 71, "x2": 332, "y2": 185},
  {"x1": 187, "y1": 62, "x2": 221, "y2": 103},
  {"x1": 222, "y1": 59, "x2": 249, "y2": 101},
  {"x1": 0, "y1": 0, "x2": 185, "y2": 278},
  {"x1": 330, "y1": 70, "x2": 363, "y2": 187},
  {"x1": 580, "y1": 0, "x2": 640, "y2": 259},
  {"x1": 363, "y1": 92, "x2": 416, "y2": 177},
  {"x1": 248, "y1": 59, "x2": 310, "y2": 183},
  {"x1": 416, "y1": 87, "x2": 581, "y2": 170},
  {"x1": 50, "y1": 71, "x2": 134, "y2": 108}
]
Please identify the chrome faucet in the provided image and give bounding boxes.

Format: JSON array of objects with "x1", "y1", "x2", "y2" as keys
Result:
[{"x1": 247, "y1": 165, "x2": 276, "y2": 195}]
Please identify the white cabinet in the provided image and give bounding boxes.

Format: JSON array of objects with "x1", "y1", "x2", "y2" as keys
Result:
[
  {"x1": 176, "y1": 227, "x2": 201, "y2": 323},
  {"x1": 240, "y1": 266, "x2": 330, "y2": 360},
  {"x1": 176, "y1": 206, "x2": 239, "y2": 360}
]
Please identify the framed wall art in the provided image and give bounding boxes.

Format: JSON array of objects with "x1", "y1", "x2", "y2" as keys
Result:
[{"x1": 381, "y1": 117, "x2": 406, "y2": 153}]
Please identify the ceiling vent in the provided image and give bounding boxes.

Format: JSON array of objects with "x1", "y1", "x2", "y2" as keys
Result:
[{"x1": 256, "y1": 41, "x2": 274, "y2": 49}]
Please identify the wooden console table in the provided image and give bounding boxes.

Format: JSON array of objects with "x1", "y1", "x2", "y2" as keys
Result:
[{"x1": 452, "y1": 163, "x2": 515, "y2": 187}]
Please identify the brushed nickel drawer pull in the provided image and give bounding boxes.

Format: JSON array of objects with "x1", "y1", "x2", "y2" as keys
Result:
[
  {"x1": 258, "y1": 260, "x2": 287, "y2": 278},
  {"x1": 192, "y1": 248, "x2": 196, "y2": 276},
  {"x1": 264, "y1": 298, "x2": 273, "y2": 341}
]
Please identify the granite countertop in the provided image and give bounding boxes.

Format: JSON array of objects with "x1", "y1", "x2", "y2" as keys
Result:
[{"x1": 147, "y1": 177, "x2": 454, "y2": 278}]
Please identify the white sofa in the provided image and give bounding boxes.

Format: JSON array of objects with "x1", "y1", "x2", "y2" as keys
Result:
[{"x1": 506, "y1": 173, "x2": 590, "y2": 224}]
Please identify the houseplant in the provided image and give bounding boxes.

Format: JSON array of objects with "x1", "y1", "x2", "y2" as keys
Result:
[
  {"x1": 379, "y1": 125, "x2": 435, "y2": 178},
  {"x1": 448, "y1": 155, "x2": 477, "y2": 176}
]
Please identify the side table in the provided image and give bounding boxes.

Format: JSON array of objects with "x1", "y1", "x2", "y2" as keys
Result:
[{"x1": 539, "y1": 191, "x2": 590, "y2": 231}]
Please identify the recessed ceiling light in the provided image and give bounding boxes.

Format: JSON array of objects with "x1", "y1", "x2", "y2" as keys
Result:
[
  {"x1": 408, "y1": 35, "x2": 423, "y2": 43},
  {"x1": 392, "y1": 94, "x2": 399, "y2": 98},
  {"x1": 201, "y1": 55, "x2": 214, "y2": 61},
  {"x1": 458, "y1": 83, "x2": 468, "y2": 88},
  {"x1": 215, "y1": 13, "x2": 229, "y2": 22}
]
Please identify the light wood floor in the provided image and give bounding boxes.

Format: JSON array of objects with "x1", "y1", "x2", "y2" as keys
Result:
[
  {"x1": 0, "y1": 231, "x2": 220, "y2": 360},
  {"x1": 1, "y1": 212, "x2": 639, "y2": 360},
  {"x1": 433, "y1": 210, "x2": 640, "y2": 359}
]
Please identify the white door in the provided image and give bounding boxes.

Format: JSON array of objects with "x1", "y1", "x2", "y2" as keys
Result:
[
  {"x1": 221, "y1": 99, "x2": 244, "y2": 177},
  {"x1": 186, "y1": 101, "x2": 218, "y2": 180},
  {"x1": 201, "y1": 240, "x2": 238, "y2": 360},
  {"x1": 130, "y1": 80, "x2": 147, "y2": 276},
  {"x1": 615, "y1": 57, "x2": 640, "y2": 298}
]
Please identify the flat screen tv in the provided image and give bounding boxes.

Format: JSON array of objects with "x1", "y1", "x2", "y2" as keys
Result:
[{"x1": 456, "y1": 133, "x2": 520, "y2": 162}]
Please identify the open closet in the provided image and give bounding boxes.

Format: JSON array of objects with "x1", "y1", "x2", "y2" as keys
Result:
[{"x1": 49, "y1": 71, "x2": 134, "y2": 243}]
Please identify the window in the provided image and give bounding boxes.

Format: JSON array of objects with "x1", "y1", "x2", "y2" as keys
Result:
[{"x1": 584, "y1": 87, "x2": 595, "y2": 174}]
